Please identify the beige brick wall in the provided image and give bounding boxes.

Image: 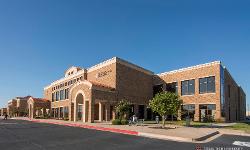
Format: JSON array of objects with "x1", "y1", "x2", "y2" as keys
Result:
[
  {"x1": 87, "y1": 63, "x2": 116, "y2": 88},
  {"x1": 116, "y1": 63, "x2": 153, "y2": 105},
  {"x1": 155, "y1": 63, "x2": 221, "y2": 121},
  {"x1": 224, "y1": 69, "x2": 246, "y2": 122}
]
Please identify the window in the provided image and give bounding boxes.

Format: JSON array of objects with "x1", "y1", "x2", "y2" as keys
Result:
[
  {"x1": 181, "y1": 104, "x2": 195, "y2": 120},
  {"x1": 199, "y1": 76, "x2": 215, "y2": 94},
  {"x1": 153, "y1": 84, "x2": 164, "y2": 96},
  {"x1": 56, "y1": 91, "x2": 59, "y2": 101},
  {"x1": 166, "y1": 82, "x2": 178, "y2": 94},
  {"x1": 64, "y1": 106, "x2": 69, "y2": 118},
  {"x1": 52, "y1": 93, "x2": 54, "y2": 102},
  {"x1": 64, "y1": 88, "x2": 69, "y2": 99},
  {"x1": 80, "y1": 76, "x2": 83, "y2": 81},
  {"x1": 60, "y1": 90, "x2": 64, "y2": 100},
  {"x1": 181, "y1": 79, "x2": 195, "y2": 95}
]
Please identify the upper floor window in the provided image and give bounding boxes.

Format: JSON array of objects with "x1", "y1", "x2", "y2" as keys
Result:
[
  {"x1": 56, "y1": 91, "x2": 59, "y2": 101},
  {"x1": 52, "y1": 93, "x2": 54, "y2": 102},
  {"x1": 153, "y1": 84, "x2": 164, "y2": 96},
  {"x1": 166, "y1": 82, "x2": 178, "y2": 94},
  {"x1": 199, "y1": 76, "x2": 215, "y2": 94},
  {"x1": 60, "y1": 90, "x2": 64, "y2": 100},
  {"x1": 181, "y1": 79, "x2": 195, "y2": 95},
  {"x1": 65, "y1": 88, "x2": 69, "y2": 99}
]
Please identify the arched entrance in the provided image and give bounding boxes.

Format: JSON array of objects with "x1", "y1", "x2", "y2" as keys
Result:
[{"x1": 73, "y1": 92, "x2": 89, "y2": 122}]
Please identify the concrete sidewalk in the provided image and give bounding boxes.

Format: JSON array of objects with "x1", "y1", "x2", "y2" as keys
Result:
[{"x1": 12, "y1": 117, "x2": 223, "y2": 143}]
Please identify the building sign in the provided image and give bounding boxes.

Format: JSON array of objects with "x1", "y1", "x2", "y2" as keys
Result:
[{"x1": 96, "y1": 70, "x2": 112, "y2": 78}]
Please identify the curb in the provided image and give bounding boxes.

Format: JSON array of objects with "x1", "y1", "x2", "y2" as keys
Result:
[
  {"x1": 15, "y1": 118, "x2": 220, "y2": 143},
  {"x1": 193, "y1": 131, "x2": 220, "y2": 141},
  {"x1": 138, "y1": 132, "x2": 193, "y2": 142},
  {"x1": 29, "y1": 119, "x2": 138, "y2": 136}
]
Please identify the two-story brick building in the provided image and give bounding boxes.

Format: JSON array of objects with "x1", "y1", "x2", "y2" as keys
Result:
[{"x1": 44, "y1": 57, "x2": 246, "y2": 122}]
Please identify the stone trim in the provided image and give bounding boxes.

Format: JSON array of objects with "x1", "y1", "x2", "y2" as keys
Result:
[
  {"x1": 157, "y1": 61, "x2": 221, "y2": 76},
  {"x1": 44, "y1": 69, "x2": 87, "y2": 90},
  {"x1": 87, "y1": 57, "x2": 153, "y2": 75}
]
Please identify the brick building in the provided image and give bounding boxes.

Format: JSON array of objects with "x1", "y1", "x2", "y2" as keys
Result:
[
  {"x1": 44, "y1": 57, "x2": 246, "y2": 122},
  {"x1": 7, "y1": 99, "x2": 17, "y2": 117},
  {"x1": 27, "y1": 97, "x2": 50, "y2": 119},
  {"x1": 0, "y1": 108, "x2": 7, "y2": 116}
]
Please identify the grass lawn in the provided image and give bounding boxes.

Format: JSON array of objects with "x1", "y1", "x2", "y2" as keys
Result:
[
  {"x1": 144, "y1": 120, "x2": 213, "y2": 127},
  {"x1": 225, "y1": 122, "x2": 250, "y2": 133}
]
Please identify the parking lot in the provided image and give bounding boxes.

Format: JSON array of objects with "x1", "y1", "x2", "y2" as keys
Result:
[{"x1": 0, "y1": 119, "x2": 248, "y2": 150}]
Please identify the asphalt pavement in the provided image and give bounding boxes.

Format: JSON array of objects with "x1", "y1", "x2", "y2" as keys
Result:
[{"x1": 0, "y1": 119, "x2": 249, "y2": 150}]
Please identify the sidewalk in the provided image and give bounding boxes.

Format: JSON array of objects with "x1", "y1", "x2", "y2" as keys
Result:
[{"x1": 14, "y1": 117, "x2": 223, "y2": 143}]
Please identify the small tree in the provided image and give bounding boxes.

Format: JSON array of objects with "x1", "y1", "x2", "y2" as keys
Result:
[
  {"x1": 115, "y1": 100, "x2": 131, "y2": 120},
  {"x1": 149, "y1": 92, "x2": 182, "y2": 128}
]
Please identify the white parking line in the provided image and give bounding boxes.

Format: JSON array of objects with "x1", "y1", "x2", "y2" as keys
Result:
[{"x1": 233, "y1": 141, "x2": 250, "y2": 147}]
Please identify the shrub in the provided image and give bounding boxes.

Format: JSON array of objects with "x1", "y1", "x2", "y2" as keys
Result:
[
  {"x1": 64, "y1": 118, "x2": 69, "y2": 121},
  {"x1": 121, "y1": 119, "x2": 129, "y2": 125},
  {"x1": 112, "y1": 119, "x2": 121, "y2": 125}
]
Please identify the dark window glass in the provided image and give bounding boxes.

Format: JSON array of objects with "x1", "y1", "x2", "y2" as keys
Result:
[
  {"x1": 64, "y1": 88, "x2": 69, "y2": 99},
  {"x1": 181, "y1": 80, "x2": 195, "y2": 95},
  {"x1": 52, "y1": 93, "x2": 54, "y2": 102},
  {"x1": 166, "y1": 82, "x2": 178, "y2": 94},
  {"x1": 60, "y1": 90, "x2": 64, "y2": 100},
  {"x1": 207, "y1": 76, "x2": 215, "y2": 92},
  {"x1": 199, "y1": 78, "x2": 207, "y2": 93},
  {"x1": 189, "y1": 80, "x2": 195, "y2": 94},
  {"x1": 153, "y1": 84, "x2": 163, "y2": 96},
  {"x1": 56, "y1": 91, "x2": 59, "y2": 101},
  {"x1": 199, "y1": 76, "x2": 215, "y2": 94}
]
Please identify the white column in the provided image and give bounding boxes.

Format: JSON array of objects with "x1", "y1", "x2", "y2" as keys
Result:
[
  {"x1": 74, "y1": 103, "x2": 77, "y2": 122},
  {"x1": 99, "y1": 102, "x2": 103, "y2": 122},
  {"x1": 83, "y1": 101, "x2": 88, "y2": 122}
]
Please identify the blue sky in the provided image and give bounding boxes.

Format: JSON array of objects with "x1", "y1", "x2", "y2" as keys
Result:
[{"x1": 0, "y1": 0, "x2": 249, "y2": 108}]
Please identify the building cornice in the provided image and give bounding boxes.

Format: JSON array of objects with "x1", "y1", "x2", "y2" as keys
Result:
[
  {"x1": 87, "y1": 57, "x2": 153, "y2": 75},
  {"x1": 44, "y1": 69, "x2": 87, "y2": 90},
  {"x1": 157, "y1": 61, "x2": 221, "y2": 76}
]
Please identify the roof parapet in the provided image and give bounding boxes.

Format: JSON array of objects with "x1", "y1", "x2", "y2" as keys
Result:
[{"x1": 157, "y1": 61, "x2": 221, "y2": 76}]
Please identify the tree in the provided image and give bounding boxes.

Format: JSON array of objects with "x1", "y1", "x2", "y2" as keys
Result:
[
  {"x1": 149, "y1": 92, "x2": 182, "y2": 128},
  {"x1": 115, "y1": 100, "x2": 131, "y2": 120}
]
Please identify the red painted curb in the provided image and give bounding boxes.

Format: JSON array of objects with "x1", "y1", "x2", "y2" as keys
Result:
[{"x1": 23, "y1": 119, "x2": 138, "y2": 136}]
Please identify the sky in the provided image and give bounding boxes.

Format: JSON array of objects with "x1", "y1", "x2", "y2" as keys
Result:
[{"x1": 0, "y1": 0, "x2": 249, "y2": 108}]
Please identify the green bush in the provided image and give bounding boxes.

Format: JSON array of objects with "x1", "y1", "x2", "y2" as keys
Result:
[
  {"x1": 64, "y1": 118, "x2": 69, "y2": 121},
  {"x1": 121, "y1": 119, "x2": 129, "y2": 125},
  {"x1": 112, "y1": 119, "x2": 121, "y2": 125}
]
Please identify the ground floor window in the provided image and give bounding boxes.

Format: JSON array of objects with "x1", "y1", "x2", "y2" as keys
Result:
[
  {"x1": 64, "y1": 106, "x2": 69, "y2": 118},
  {"x1": 138, "y1": 105, "x2": 145, "y2": 119},
  {"x1": 77, "y1": 104, "x2": 82, "y2": 121},
  {"x1": 181, "y1": 104, "x2": 195, "y2": 121},
  {"x1": 59, "y1": 107, "x2": 63, "y2": 118},
  {"x1": 199, "y1": 104, "x2": 216, "y2": 122}
]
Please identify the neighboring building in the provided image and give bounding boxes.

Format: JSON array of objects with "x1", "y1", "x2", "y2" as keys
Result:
[
  {"x1": 16, "y1": 96, "x2": 31, "y2": 117},
  {"x1": 7, "y1": 99, "x2": 17, "y2": 117},
  {"x1": 0, "y1": 108, "x2": 7, "y2": 116},
  {"x1": 27, "y1": 97, "x2": 50, "y2": 119},
  {"x1": 44, "y1": 57, "x2": 246, "y2": 123}
]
